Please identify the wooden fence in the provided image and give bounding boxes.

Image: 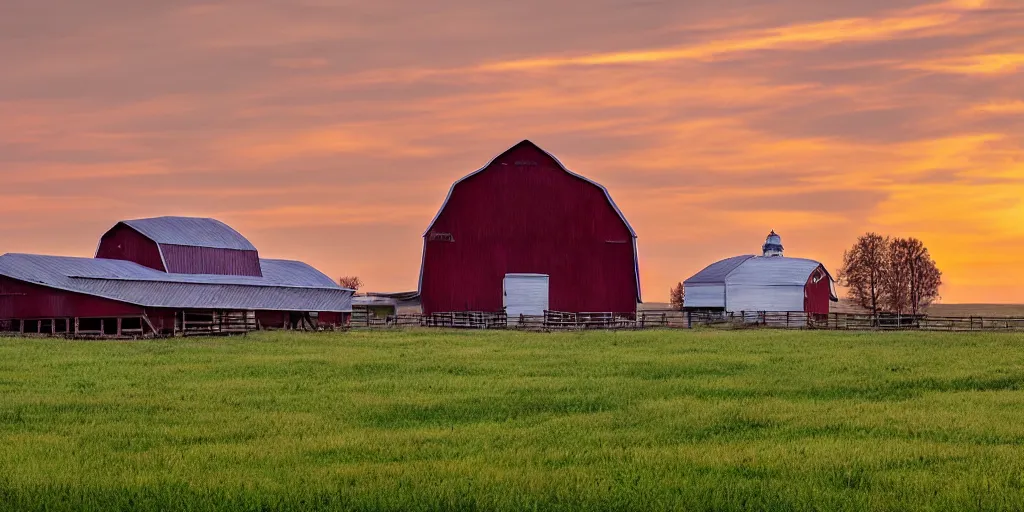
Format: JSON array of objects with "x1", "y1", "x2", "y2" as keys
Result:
[
  {"x1": 673, "y1": 310, "x2": 1024, "y2": 332},
  {"x1": 348, "y1": 309, "x2": 1024, "y2": 333}
]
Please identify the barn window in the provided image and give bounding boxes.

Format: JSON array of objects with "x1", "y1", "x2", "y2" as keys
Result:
[
  {"x1": 428, "y1": 232, "x2": 454, "y2": 242},
  {"x1": 811, "y1": 268, "x2": 826, "y2": 283}
]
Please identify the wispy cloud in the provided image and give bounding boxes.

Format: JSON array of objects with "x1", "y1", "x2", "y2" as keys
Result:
[{"x1": 478, "y1": 1, "x2": 984, "y2": 71}]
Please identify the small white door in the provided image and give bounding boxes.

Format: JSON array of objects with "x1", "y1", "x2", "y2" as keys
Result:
[{"x1": 503, "y1": 274, "x2": 549, "y2": 317}]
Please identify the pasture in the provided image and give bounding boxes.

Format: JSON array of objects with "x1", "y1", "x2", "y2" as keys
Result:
[{"x1": 2, "y1": 329, "x2": 1024, "y2": 511}]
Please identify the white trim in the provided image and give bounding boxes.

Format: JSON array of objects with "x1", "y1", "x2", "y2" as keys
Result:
[{"x1": 418, "y1": 140, "x2": 641, "y2": 302}]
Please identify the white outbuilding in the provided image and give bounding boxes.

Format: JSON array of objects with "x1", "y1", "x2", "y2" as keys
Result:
[{"x1": 683, "y1": 231, "x2": 838, "y2": 314}]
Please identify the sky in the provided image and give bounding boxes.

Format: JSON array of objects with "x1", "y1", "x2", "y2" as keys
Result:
[{"x1": 1, "y1": 0, "x2": 1022, "y2": 303}]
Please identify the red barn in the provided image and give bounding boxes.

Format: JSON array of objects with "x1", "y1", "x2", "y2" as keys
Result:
[
  {"x1": 419, "y1": 140, "x2": 640, "y2": 316},
  {"x1": 96, "y1": 217, "x2": 262, "y2": 276},
  {"x1": 0, "y1": 216, "x2": 353, "y2": 337}
]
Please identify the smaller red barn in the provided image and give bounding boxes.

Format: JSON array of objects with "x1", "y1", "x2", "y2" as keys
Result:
[
  {"x1": 97, "y1": 217, "x2": 262, "y2": 276},
  {"x1": 0, "y1": 216, "x2": 353, "y2": 337}
]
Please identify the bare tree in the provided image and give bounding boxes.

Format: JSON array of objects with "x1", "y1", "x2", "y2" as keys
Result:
[
  {"x1": 670, "y1": 282, "x2": 685, "y2": 311},
  {"x1": 838, "y1": 233, "x2": 889, "y2": 316},
  {"x1": 338, "y1": 276, "x2": 363, "y2": 291},
  {"x1": 882, "y1": 238, "x2": 915, "y2": 314},
  {"x1": 888, "y1": 237, "x2": 942, "y2": 315}
]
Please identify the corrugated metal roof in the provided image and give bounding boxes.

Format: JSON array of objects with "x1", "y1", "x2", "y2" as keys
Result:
[
  {"x1": 684, "y1": 255, "x2": 754, "y2": 285},
  {"x1": 121, "y1": 217, "x2": 257, "y2": 251},
  {"x1": 72, "y1": 280, "x2": 351, "y2": 311},
  {"x1": 684, "y1": 255, "x2": 826, "y2": 287},
  {"x1": 725, "y1": 257, "x2": 825, "y2": 287},
  {"x1": 0, "y1": 253, "x2": 352, "y2": 312}
]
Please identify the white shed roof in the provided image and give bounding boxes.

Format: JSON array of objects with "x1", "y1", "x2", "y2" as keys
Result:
[{"x1": 725, "y1": 257, "x2": 828, "y2": 287}]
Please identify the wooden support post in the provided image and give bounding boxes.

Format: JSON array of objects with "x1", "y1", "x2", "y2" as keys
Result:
[
  {"x1": 116, "y1": 318, "x2": 122, "y2": 337},
  {"x1": 100, "y1": 319, "x2": 105, "y2": 335},
  {"x1": 142, "y1": 315, "x2": 156, "y2": 336},
  {"x1": 74, "y1": 317, "x2": 79, "y2": 336}
]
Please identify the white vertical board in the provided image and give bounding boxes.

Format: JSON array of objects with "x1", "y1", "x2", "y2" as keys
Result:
[
  {"x1": 503, "y1": 274, "x2": 549, "y2": 317},
  {"x1": 682, "y1": 283, "x2": 726, "y2": 308}
]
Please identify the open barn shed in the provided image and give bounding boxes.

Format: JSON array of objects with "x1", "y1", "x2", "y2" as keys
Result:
[
  {"x1": 0, "y1": 216, "x2": 353, "y2": 337},
  {"x1": 419, "y1": 140, "x2": 641, "y2": 317}
]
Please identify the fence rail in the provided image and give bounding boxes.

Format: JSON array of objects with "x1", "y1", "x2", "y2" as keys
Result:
[{"x1": 348, "y1": 310, "x2": 1024, "y2": 332}]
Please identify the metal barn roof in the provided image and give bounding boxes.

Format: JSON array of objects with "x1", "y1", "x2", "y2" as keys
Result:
[
  {"x1": 684, "y1": 255, "x2": 754, "y2": 285},
  {"x1": 684, "y1": 255, "x2": 830, "y2": 287},
  {"x1": 0, "y1": 253, "x2": 352, "y2": 312},
  {"x1": 121, "y1": 217, "x2": 258, "y2": 251},
  {"x1": 725, "y1": 257, "x2": 828, "y2": 287}
]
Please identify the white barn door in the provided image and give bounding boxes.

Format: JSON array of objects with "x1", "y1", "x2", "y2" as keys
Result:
[{"x1": 503, "y1": 274, "x2": 549, "y2": 318}]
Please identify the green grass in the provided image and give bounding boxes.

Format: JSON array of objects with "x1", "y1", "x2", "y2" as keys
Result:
[{"x1": 2, "y1": 329, "x2": 1024, "y2": 511}]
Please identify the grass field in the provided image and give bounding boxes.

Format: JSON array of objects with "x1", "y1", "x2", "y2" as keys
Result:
[{"x1": 3, "y1": 329, "x2": 1024, "y2": 511}]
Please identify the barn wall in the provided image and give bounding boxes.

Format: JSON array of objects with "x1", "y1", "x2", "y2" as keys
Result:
[
  {"x1": 684, "y1": 284, "x2": 726, "y2": 308},
  {"x1": 160, "y1": 245, "x2": 262, "y2": 276},
  {"x1": 95, "y1": 223, "x2": 166, "y2": 271},
  {"x1": 726, "y1": 284, "x2": 805, "y2": 312},
  {"x1": 421, "y1": 143, "x2": 637, "y2": 314},
  {"x1": 0, "y1": 276, "x2": 143, "y2": 319},
  {"x1": 803, "y1": 265, "x2": 833, "y2": 314},
  {"x1": 256, "y1": 310, "x2": 288, "y2": 329},
  {"x1": 145, "y1": 308, "x2": 178, "y2": 335},
  {"x1": 317, "y1": 311, "x2": 348, "y2": 326}
]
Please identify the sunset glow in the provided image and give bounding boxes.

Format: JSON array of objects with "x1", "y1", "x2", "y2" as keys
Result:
[{"x1": 1, "y1": 0, "x2": 1022, "y2": 303}]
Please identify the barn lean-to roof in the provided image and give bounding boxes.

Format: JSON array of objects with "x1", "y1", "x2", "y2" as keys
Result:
[{"x1": 419, "y1": 140, "x2": 642, "y2": 302}]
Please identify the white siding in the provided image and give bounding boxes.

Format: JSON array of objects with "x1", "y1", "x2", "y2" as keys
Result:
[
  {"x1": 503, "y1": 274, "x2": 549, "y2": 317},
  {"x1": 684, "y1": 283, "x2": 726, "y2": 308},
  {"x1": 726, "y1": 284, "x2": 805, "y2": 312}
]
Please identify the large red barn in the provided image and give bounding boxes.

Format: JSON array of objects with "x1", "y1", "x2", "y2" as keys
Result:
[{"x1": 419, "y1": 140, "x2": 641, "y2": 315}]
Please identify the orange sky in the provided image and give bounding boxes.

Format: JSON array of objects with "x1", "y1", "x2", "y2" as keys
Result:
[{"x1": 1, "y1": 0, "x2": 1022, "y2": 303}]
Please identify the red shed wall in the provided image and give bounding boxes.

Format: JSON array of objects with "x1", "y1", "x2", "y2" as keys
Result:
[
  {"x1": 803, "y1": 265, "x2": 832, "y2": 315},
  {"x1": 145, "y1": 309, "x2": 178, "y2": 334},
  {"x1": 160, "y1": 245, "x2": 262, "y2": 276},
  {"x1": 256, "y1": 311, "x2": 288, "y2": 329},
  {"x1": 0, "y1": 276, "x2": 144, "y2": 319},
  {"x1": 96, "y1": 224, "x2": 166, "y2": 271},
  {"x1": 421, "y1": 144, "x2": 637, "y2": 315},
  {"x1": 317, "y1": 311, "x2": 348, "y2": 326}
]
